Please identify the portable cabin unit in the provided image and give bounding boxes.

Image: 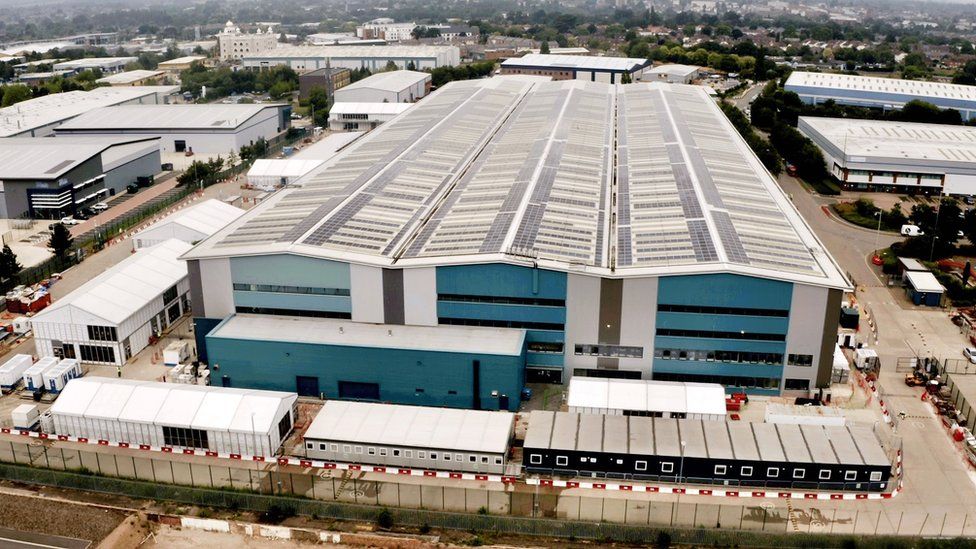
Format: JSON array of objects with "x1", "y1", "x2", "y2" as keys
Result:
[
  {"x1": 567, "y1": 378, "x2": 727, "y2": 420},
  {"x1": 22, "y1": 357, "x2": 59, "y2": 391},
  {"x1": 163, "y1": 340, "x2": 190, "y2": 366},
  {"x1": 0, "y1": 354, "x2": 34, "y2": 389},
  {"x1": 303, "y1": 400, "x2": 515, "y2": 474},
  {"x1": 50, "y1": 377, "x2": 297, "y2": 455},
  {"x1": 11, "y1": 404, "x2": 39, "y2": 430},
  {"x1": 43, "y1": 358, "x2": 82, "y2": 394}
]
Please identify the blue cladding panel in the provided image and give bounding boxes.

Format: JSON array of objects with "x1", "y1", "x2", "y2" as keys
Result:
[
  {"x1": 436, "y1": 264, "x2": 567, "y2": 299},
  {"x1": 233, "y1": 291, "x2": 352, "y2": 314},
  {"x1": 656, "y1": 312, "x2": 788, "y2": 335},
  {"x1": 436, "y1": 302, "x2": 566, "y2": 325},
  {"x1": 206, "y1": 336, "x2": 526, "y2": 411},
  {"x1": 231, "y1": 255, "x2": 351, "y2": 289},
  {"x1": 653, "y1": 336, "x2": 787, "y2": 355},
  {"x1": 193, "y1": 317, "x2": 223, "y2": 364},
  {"x1": 657, "y1": 274, "x2": 792, "y2": 309},
  {"x1": 653, "y1": 360, "x2": 784, "y2": 379}
]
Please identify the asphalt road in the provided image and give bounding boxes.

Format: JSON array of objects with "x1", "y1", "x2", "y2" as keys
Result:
[{"x1": 0, "y1": 526, "x2": 89, "y2": 549}]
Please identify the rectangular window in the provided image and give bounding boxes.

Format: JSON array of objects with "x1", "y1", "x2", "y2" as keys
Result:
[
  {"x1": 162, "y1": 426, "x2": 208, "y2": 449},
  {"x1": 481, "y1": 456, "x2": 488, "y2": 464},
  {"x1": 819, "y1": 470, "x2": 831, "y2": 480},
  {"x1": 163, "y1": 284, "x2": 178, "y2": 304},
  {"x1": 379, "y1": 448, "x2": 387, "y2": 456},
  {"x1": 494, "y1": 457, "x2": 502, "y2": 465},
  {"x1": 306, "y1": 442, "x2": 313, "y2": 449},
  {"x1": 354, "y1": 446, "x2": 362, "y2": 454},
  {"x1": 635, "y1": 460, "x2": 647, "y2": 471},
  {"x1": 845, "y1": 470, "x2": 857, "y2": 481},
  {"x1": 530, "y1": 454, "x2": 542, "y2": 465},
  {"x1": 785, "y1": 378, "x2": 811, "y2": 391},
  {"x1": 343, "y1": 445, "x2": 351, "y2": 453},
  {"x1": 330, "y1": 443, "x2": 338, "y2": 452},
  {"x1": 430, "y1": 452, "x2": 437, "y2": 460},
  {"x1": 870, "y1": 471, "x2": 882, "y2": 482},
  {"x1": 86, "y1": 325, "x2": 118, "y2": 342},
  {"x1": 656, "y1": 328, "x2": 785, "y2": 342},
  {"x1": 715, "y1": 465, "x2": 727, "y2": 475},
  {"x1": 367, "y1": 447, "x2": 375, "y2": 455},
  {"x1": 418, "y1": 451, "x2": 426, "y2": 459},
  {"x1": 574, "y1": 344, "x2": 644, "y2": 358},
  {"x1": 318, "y1": 443, "x2": 325, "y2": 451},
  {"x1": 741, "y1": 466, "x2": 753, "y2": 477},
  {"x1": 469, "y1": 455, "x2": 476, "y2": 463},
  {"x1": 405, "y1": 450, "x2": 413, "y2": 458},
  {"x1": 657, "y1": 303, "x2": 789, "y2": 317},
  {"x1": 556, "y1": 456, "x2": 568, "y2": 466},
  {"x1": 787, "y1": 354, "x2": 814, "y2": 367},
  {"x1": 78, "y1": 344, "x2": 116, "y2": 364},
  {"x1": 455, "y1": 453, "x2": 462, "y2": 462},
  {"x1": 662, "y1": 462, "x2": 674, "y2": 473},
  {"x1": 793, "y1": 468, "x2": 805, "y2": 479},
  {"x1": 444, "y1": 454, "x2": 451, "y2": 461},
  {"x1": 393, "y1": 449, "x2": 400, "y2": 457},
  {"x1": 767, "y1": 467, "x2": 779, "y2": 478}
]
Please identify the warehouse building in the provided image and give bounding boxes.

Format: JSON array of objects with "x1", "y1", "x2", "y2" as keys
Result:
[
  {"x1": 297, "y1": 67, "x2": 351, "y2": 100},
  {"x1": 55, "y1": 103, "x2": 291, "y2": 155},
  {"x1": 0, "y1": 136, "x2": 160, "y2": 219},
  {"x1": 32, "y1": 240, "x2": 192, "y2": 366},
  {"x1": 97, "y1": 70, "x2": 165, "y2": 86},
  {"x1": 0, "y1": 86, "x2": 178, "y2": 138},
  {"x1": 51, "y1": 377, "x2": 297, "y2": 456},
  {"x1": 303, "y1": 400, "x2": 514, "y2": 474},
  {"x1": 132, "y1": 199, "x2": 244, "y2": 250},
  {"x1": 522, "y1": 411, "x2": 891, "y2": 491},
  {"x1": 785, "y1": 71, "x2": 976, "y2": 121},
  {"x1": 798, "y1": 116, "x2": 976, "y2": 195},
  {"x1": 241, "y1": 45, "x2": 460, "y2": 72},
  {"x1": 183, "y1": 78, "x2": 849, "y2": 409},
  {"x1": 499, "y1": 54, "x2": 650, "y2": 84},
  {"x1": 333, "y1": 70, "x2": 431, "y2": 104},
  {"x1": 53, "y1": 57, "x2": 137, "y2": 74},
  {"x1": 157, "y1": 56, "x2": 207, "y2": 76},
  {"x1": 567, "y1": 378, "x2": 727, "y2": 420},
  {"x1": 327, "y1": 102, "x2": 411, "y2": 131},
  {"x1": 643, "y1": 64, "x2": 701, "y2": 84}
]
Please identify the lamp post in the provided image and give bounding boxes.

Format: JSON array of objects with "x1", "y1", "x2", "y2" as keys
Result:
[
  {"x1": 874, "y1": 210, "x2": 882, "y2": 257},
  {"x1": 930, "y1": 191, "x2": 943, "y2": 261},
  {"x1": 678, "y1": 440, "x2": 686, "y2": 485}
]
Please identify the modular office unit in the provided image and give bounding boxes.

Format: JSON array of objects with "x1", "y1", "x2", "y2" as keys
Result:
[
  {"x1": 303, "y1": 400, "x2": 515, "y2": 474},
  {"x1": 522, "y1": 411, "x2": 892, "y2": 491},
  {"x1": 51, "y1": 377, "x2": 297, "y2": 456},
  {"x1": 42, "y1": 359, "x2": 82, "y2": 394},
  {"x1": 0, "y1": 354, "x2": 34, "y2": 389},
  {"x1": 31, "y1": 240, "x2": 193, "y2": 366},
  {"x1": 567, "y1": 377, "x2": 727, "y2": 420},
  {"x1": 22, "y1": 357, "x2": 59, "y2": 391}
]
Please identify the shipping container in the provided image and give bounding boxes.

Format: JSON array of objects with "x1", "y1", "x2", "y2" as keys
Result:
[
  {"x1": 44, "y1": 359, "x2": 82, "y2": 393},
  {"x1": 11, "y1": 404, "x2": 39, "y2": 430},
  {"x1": 22, "y1": 357, "x2": 59, "y2": 391}
]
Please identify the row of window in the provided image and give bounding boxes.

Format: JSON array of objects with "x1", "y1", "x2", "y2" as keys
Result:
[
  {"x1": 654, "y1": 348, "x2": 784, "y2": 365},
  {"x1": 529, "y1": 455, "x2": 882, "y2": 482},
  {"x1": 233, "y1": 283, "x2": 351, "y2": 296},
  {"x1": 163, "y1": 426, "x2": 209, "y2": 449},
  {"x1": 657, "y1": 303, "x2": 790, "y2": 318},
  {"x1": 79, "y1": 344, "x2": 117, "y2": 364},
  {"x1": 575, "y1": 344, "x2": 644, "y2": 358},
  {"x1": 437, "y1": 293, "x2": 566, "y2": 308},
  {"x1": 653, "y1": 371, "x2": 782, "y2": 389},
  {"x1": 307, "y1": 442, "x2": 504, "y2": 466},
  {"x1": 87, "y1": 325, "x2": 118, "y2": 342},
  {"x1": 787, "y1": 354, "x2": 814, "y2": 367},
  {"x1": 235, "y1": 306, "x2": 352, "y2": 319},
  {"x1": 656, "y1": 328, "x2": 786, "y2": 342},
  {"x1": 439, "y1": 317, "x2": 564, "y2": 332},
  {"x1": 163, "y1": 284, "x2": 179, "y2": 305},
  {"x1": 528, "y1": 341, "x2": 564, "y2": 354}
]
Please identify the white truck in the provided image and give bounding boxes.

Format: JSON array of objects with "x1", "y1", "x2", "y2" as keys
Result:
[{"x1": 901, "y1": 224, "x2": 924, "y2": 237}]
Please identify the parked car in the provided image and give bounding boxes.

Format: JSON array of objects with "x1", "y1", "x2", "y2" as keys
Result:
[
  {"x1": 59, "y1": 217, "x2": 81, "y2": 226},
  {"x1": 126, "y1": 184, "x2": 139, "y2": 194},
  {"x1": 964, "y1": 347, "x2": 976, "y2": 364},
  {"x1": 73, "y1": 210, "x2": 90, "y2": 221},
  {"x1": 92, "y1": 202, "x2": 108, "y2": 212},
  {"x1": 786, "y1": 164, "x2": 798, "y2": 177}
]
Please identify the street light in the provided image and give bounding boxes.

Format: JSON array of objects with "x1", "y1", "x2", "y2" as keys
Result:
[
  {"x1": 678, "y1": 440, "x2": 686, "y2": 485},
  {"x1": 873, "y1": 210, "x2": 883, "y2": 257}
]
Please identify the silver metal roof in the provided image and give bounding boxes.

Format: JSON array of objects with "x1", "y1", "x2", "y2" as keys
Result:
[
  {"x1": 337, "y1": 69, "x2": 430, "y2": 94},
  {"x1": 702, "y1": 420, "x2": 734, "y2": 459},
  {"x1": 678, "y1": 418, "x2": 707, "y2": 458},
  {"x1": 57, "y1": 104, "x2": 284, "y2": 131},
  {"x1": 801, "y1": 424, "x2": 838, "y2": 464},
  {"x1": 0, "y1": 136, "x2": 159, "y2": 179},
  {"x1": 304, "y1": 400, "x2": 514, "y2": 454},
  {"x1": 184, "y1": 78, "x2": 849, "y2": 290},
  {"x1": 727, "y1": 421, "x2": 760, "y2": 461},
  {"x1": 787, "y1": 71, "x2": 976, "y2": 102},
  {"x1": 501, "y1": 53, "x2": 648, "y2": 72}
]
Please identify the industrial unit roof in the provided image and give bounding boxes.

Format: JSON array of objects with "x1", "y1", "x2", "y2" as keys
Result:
[
  {"x1": 157, "y1": 56, "x2": 207, "y2": 67},
  {"x1": 645, "y1": 64, "x2": 701, "y2": 76},
  {"x1": 0, "y1": 136, "x2": 160, "y2": 180},
  {"x1": 184, "y1": 78, "x2": 849, "y2": 290},
  {"x1": 134, "y1": 199, "x2": 245, "y2": 240},
  {"x1": 336, "y1": 69, "x2": 430, "y2": 94},
  {"x1": 53, "y1": 57, "x2": 137, "y2": 70},
  {"x1": 51, "y1": 377, "x2": 296, "y2": 434},
  {"x1": 799, "y1": 116, "x2": 976, "y2": 167},
  {"x1": 291, "y1": 131, "x2": 363, "y2": 160},
  {"x1": 501, "y1": 53, "x2": 649, "y2": 72},
  {"x1": 56, "y1": 103, "x2": 285, "y2": 131},
  {"x1": 786, "y1": 71, "x2": 976, "y2": 102},
  {"x1": 0, "y1": 86, "x2": 179, "y2": 137},
  {"x1": 523, "y1": 411, "x2": 890, "y2": 467},
  {"x1": 245, "y1": 44, "x2": 458, "y2": 59},
  {"x1": 567, "y1": 378, "x2": 727, "y2": 416},
  {"x1": 304, "y1": 400, "x2": 514, "y2": 454},
  {"x1": 247, "y1": 158, "x2": 324, "y2": 180},
  {"x1": 328, "y1": 102, "x2": 413, "y2": 116},
  {"x1": 31, "y1": 239, "x2": 191, "y2": 326},
  {"x1": 96, "y1": 70, "x2": 165, "y2": 85},
  {"x1": 209, "y1": 313, "x2": 527, "y2": 356}
]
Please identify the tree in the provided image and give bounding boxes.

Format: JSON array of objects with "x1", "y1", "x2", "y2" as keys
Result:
[
  {"x1": 48, "y1": 224, "x2": 74, "y2": 260},
  {"x1": 307, "y1": 87, "x2": 331, "y2": 127},
  {"x1": 0, "y1": 245, "x2": 21, "y2": 291},
  {"x1": 540, "y1": 41, "x2": 550, "y2": 54},
  {"x1": 268, "y1": 81, "x2": 293, "y2": 100},
  {"x1": 1, "y1": 85, "x2": 31, "y2": 107}
]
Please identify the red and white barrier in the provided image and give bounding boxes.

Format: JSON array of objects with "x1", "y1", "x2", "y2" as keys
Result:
[{"x1": 0, "y1": 427, "x2": 900, "y2": 500}]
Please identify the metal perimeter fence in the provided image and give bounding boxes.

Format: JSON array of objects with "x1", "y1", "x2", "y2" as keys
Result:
[{"x1": 0, "y1": 461, "x2": 911, "y2": 549}]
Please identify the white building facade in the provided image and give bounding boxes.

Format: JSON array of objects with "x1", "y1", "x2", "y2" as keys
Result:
[
  {"x1": 241, "y1": 45, "x2": 460, "y2": 72},
  {"x1": 333, "y1": 70, "x2": 431, "y2": 104},
  {"x1": 356, "y1": 19, "x2": 417, "y2": 41},
  {"x1": 328, "y1": 102, "x2": 412, "y2": 131},
  {"x1": 132, "y1": 199, "x2": 244, "y2": 250},
  {"x1": 218, "y1": 21, "x2": 278, "y2": 61}
]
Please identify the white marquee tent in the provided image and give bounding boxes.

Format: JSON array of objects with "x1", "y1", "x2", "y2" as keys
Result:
[{"x1": 567, "y1": 378, "x2": 727, "y2": 420}]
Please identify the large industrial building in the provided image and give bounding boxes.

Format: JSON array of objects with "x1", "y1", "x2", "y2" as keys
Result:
[
  {"x1": 500, "y1": 54, "x2": 650, "y2": 84},
  {"x1": 0, "y1": 86, "x2": 178, "y2": 138},
  {"x1": 241, "y1": 45, "x2": 460, "y2": 72},
  {"x1": 333, "y1": 70, "x2": 431, "y2": 104},
  {"x1": 54, "y1": 104, "x2": 291, "y2": 155},
  {"x1": 183, "y1": 78, "x2": 849, "y2": 410},
  {"x1": 32, "y1": 240, "x2": 192, "y2": 366},
  {"x1": 785, "y1": 71, "x2": 976, "y2": 121},
  {"x1": 798, "y1": 116, "x2": 976, "y2": 195},
  {"x1": 0, "y1": 136, "x2": 160, "y2": 219},
  {"x1": 52, "y1": 57, "x2": 137, "y2": 74},
  {"x1": 328, "y1": 102, "x2": 412, "y2": 131}
]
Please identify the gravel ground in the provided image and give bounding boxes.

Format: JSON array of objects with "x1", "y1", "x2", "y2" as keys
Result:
[{"x1": 0, "y1": 493, "x2": 126, "y2": 544}]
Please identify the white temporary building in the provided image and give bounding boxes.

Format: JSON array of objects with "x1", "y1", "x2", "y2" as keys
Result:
[
  {"x1": 567, "y1": 378, "x2": 727, "y2": 421},
  {"x1": 51, "y1": 377, "x2": 298, "y2": 455},
  {"x1": 0, "y1": 354, "x2": 33, "y2": 389},
  {"x1": 764, "y1": 403, "x2": 847, "y2": 427},
  {"x1": 132, "y1": 199, "x2": 244, "y2": 250},
  {"x1": 31, "y1": 239, "x2": 193, "y2": 366},
  {"x1": 245, "y1": 132, "x2": 364, "y2": 190}
]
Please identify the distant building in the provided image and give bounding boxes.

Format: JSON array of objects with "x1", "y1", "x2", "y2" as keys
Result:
[
  {"x1": 333, "y1": 70, "x2": 431, "y2": 104},
  {"x1": 298, "y1": 67, "x2": 351, "y2": 100},
  {"x1": 356, "y1": 18, "x2": 416, "y2": 41},
  {"x1": 798, "y1": 116, "x2": 976, "y2": 195},
  {"x1": 241, "y1": 45, "x2": 460, "y2": 72},
  {"x1": 53, "y1": 57, "x2": 137, "y2": 74},
  {"x1": 430, "y1": 24, "x2": 479, "y2": 41},
  {"x1": 0, "y1": 136, "x2": 161, "y2": 219},
  {"x1": 245, "y1": 132, "x2": 363, "y2": 190},
  {"x1": 217, "y1": 21, "x2": 278, "y2": 61},
  {"x1": 157, "y1": 56, "x2": 207, "y2": 76},
  {"x1": 786, "y1": 71, "x2": 976, "y2": 121},
  {"x1": 644, "y1": 64, "x2": 701, "y2": 84},
  {"x1": 306, "y1": 33, "x2": 363, "y2": 46},
  {"x1": 500, "y1": 54, "x2": 650, "y2": 84},
  {"x1": 328, "y1": 102, "x2": 412, "y2": 131},
  {"x1": 16, "y1": 71, "x2": 73, "y2": 85},
  {"x1": 97, "y1": 70, "x2": 165, "y2": 87},
  {"x1": 54, "y1": 103, "x2": 291, "y2": 155}
]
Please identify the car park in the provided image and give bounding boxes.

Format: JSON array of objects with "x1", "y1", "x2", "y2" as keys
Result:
[
  {"x1": 59, "y1": 217, "x2": 81, "y2": 226},
  {"x1": 92, "y1": 202, "x2": 108, "y2": 212}
]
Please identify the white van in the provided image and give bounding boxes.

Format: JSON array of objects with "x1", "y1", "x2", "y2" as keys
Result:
[{"x1": 901, "y1": 224, "x2": 924, "y2": 237}]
